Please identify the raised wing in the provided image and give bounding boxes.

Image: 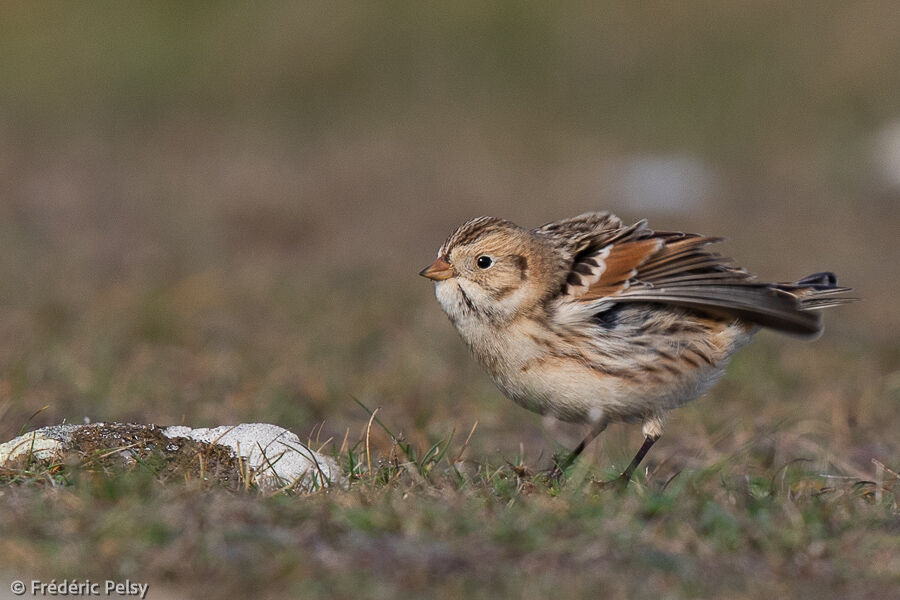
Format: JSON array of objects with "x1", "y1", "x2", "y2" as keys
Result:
[{"x1": 539, "y1": 217, "x2": 853, "y2": 338}]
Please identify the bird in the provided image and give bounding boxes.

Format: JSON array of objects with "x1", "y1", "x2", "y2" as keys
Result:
[{"x1": 419, "y1": 212, "x2": 854, "y2": 485}]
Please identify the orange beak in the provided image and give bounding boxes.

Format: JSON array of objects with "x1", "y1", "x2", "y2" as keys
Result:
[{"x1": 419, "y1": 257, "x2": 454, "y2": 281}]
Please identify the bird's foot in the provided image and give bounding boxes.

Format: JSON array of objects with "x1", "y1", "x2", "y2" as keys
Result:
[
  {"x1": 593, "y1": 473, "x2": 632, "y2": 492},
  {"x1": 541, "y1": 451, "x2": 578, "y2": 483},
  {"x1": 542, "y1": 464, "x2": 564, "y2": 483}
]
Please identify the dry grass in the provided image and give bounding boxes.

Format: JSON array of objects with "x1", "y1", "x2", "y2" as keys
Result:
[{"x1": 1, "y1": 3, "x2": 898, "y2": 599}]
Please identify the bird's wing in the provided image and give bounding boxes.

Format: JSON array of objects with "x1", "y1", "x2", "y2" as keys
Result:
[
  {"x1": 532, "y1": 212, "x2": 625, "y2": 254},
  {"x1": 541, "y1": 219, "x2": 852, "y2": 338}
]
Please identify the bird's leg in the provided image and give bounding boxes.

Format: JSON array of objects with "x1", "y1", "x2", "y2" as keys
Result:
[
  {"x1": 619, "y1": 434, "x2": 659, "y2": 483},
  {"x1": 597, "y1": 434, "x2": 660, "y2": 490},
  {"x1": 546, "y1": 422, "x2": 607, "y2": 480}
]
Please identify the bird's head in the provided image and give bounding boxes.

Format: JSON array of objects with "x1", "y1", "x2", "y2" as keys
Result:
[{"x1": 420, "y1": 217, "x2": 558, "y2": 324}]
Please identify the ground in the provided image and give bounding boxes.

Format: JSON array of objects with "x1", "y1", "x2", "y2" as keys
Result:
[{"x1": 0, "y1": 4, "x2": 898, "y2": 599}]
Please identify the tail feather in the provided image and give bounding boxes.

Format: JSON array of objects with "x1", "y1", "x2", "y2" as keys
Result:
[
  {"x1": 774, "y1": 271, "x2": 858, "y2": 326},
  {"x1": 613, "y1": 271, "x2": 856, "y2": 338},
  {"x1": 796, "y1": 272, "x2": 838, "y2": 287},
  {"x1": 799, "y1": 297, "x2": 858, "y2": 310},
  {"x1": 776, "y1": 272, "x2": 857, "y2": 309}
]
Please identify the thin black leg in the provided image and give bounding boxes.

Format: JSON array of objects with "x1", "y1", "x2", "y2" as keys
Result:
[
  {"x1": 547, "y1": 423, "x2": 607, "y2": 480},
  {"x1": 619, "y1": 435, "x2": 658, "y2": 483},
  {"x1": 595, "y1": 435, "x2": 659, "y2": 490}
]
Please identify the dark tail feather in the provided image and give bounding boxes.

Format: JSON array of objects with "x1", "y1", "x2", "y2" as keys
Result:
[
  {"x1": 615, "y1": 284, "x2": 826, "y2": 337},
  {"x1": 614, "y1": 271, "x2": 856, "y2": 339},
  {"x1": 777, "y1": 272, "x2": 857, "y2": 312},
  {"x1": 796, "y1": 272, "x2": 838, "y2": 288},
  {"x1": 772, "y1": 272, "x2": 857, "y2": 337}
]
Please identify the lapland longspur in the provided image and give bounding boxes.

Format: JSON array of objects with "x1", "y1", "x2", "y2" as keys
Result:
[{"x1": 420, "y1": 212, "x2": 854, "y2": 484}]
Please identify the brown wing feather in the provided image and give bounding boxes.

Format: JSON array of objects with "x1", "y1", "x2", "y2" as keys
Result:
[
  {"x1": 576, "y1": 238, "x2": 663, "y2": 299},
  {"x1": 552, "y1": 219, "x2": 853, "y2": 337},
  {"x1": 533, "y1": 212, "x2": 625, "y2": 262}
]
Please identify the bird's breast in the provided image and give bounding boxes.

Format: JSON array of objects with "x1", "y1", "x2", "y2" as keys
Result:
[{"x1": 445, "y1": 310, "x2": 609, "y2": 422}]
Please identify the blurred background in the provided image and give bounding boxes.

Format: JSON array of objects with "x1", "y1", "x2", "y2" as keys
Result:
[{"x1": 1, "y1": 2, "x2": 897, "y2": 468}]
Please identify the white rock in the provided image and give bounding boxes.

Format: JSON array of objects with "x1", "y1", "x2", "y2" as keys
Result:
[
  {"x1": 0, "y1": 422, "x2": 341, "y2": 492},
  {"x1": 0, "y1": 424, "x2": 80, "y2": 463},
  {"x1": 162, "y1": 423, "x2": 341, "y2": 490}
]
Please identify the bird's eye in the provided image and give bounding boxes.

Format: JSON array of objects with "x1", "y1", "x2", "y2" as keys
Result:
[{"x1": 476, "y1": 255, "x2": 493, "y2": 269}]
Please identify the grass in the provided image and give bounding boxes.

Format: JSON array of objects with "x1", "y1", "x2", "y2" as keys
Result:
[
  {"x1": 1, "y1": 403, "x2": 897, "y2": 600},
  {"x1": 1, "y1": 3, "x2": 899, "y2": 598}
]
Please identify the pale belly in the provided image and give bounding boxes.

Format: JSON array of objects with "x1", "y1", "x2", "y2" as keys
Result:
[
  {"x1": 492, "y1": 355, "x2": 729, "y2": 426},
  {"x1": 463, "y1": 314, "x2": 752, "y2": 427}
]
